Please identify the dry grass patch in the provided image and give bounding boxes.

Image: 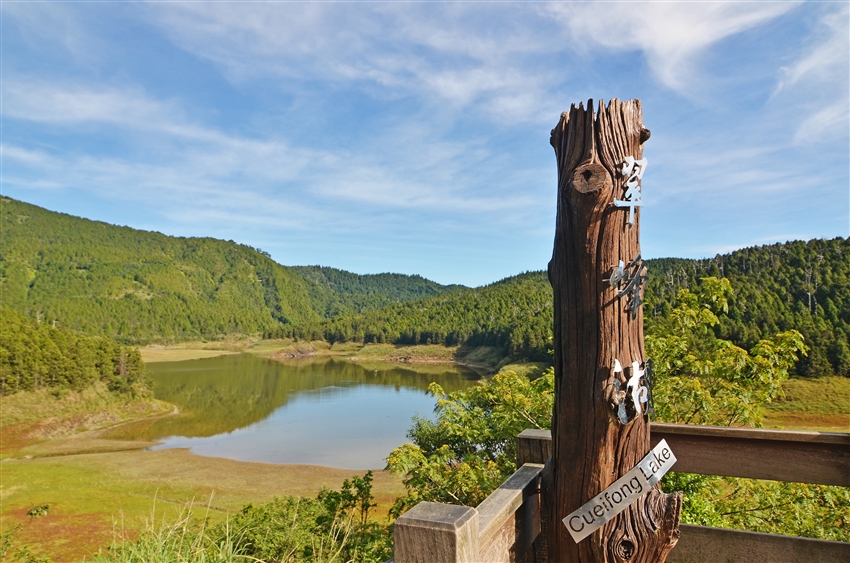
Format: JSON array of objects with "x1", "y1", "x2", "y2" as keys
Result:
[
  {"x1": 140, "y1": 347, "x2": 239, "y2": 363},
  {"x1": 0, "y1": 384, "x2": 170, "y2": 429}
]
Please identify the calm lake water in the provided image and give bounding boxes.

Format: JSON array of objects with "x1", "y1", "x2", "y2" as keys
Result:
[{"x1": 125, "y1": 354, "x2": 481, "y2": 469}]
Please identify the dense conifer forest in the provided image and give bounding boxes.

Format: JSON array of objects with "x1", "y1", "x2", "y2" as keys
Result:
[
  {"x1": 2, "y1": 197, "x2": 848, "y2": 376},
  {"x1": 0, "y1": 308, "x2": 145, "y2": 395},
  {"x1": 269, "y1": 271, "x2": 555, "y2": 361},
  {"x1": 644, "y1": 238, "x2": 850, "y2": 377},
  {"x1": 290, "y1": 266, "x2": 464, "y2": 317}
]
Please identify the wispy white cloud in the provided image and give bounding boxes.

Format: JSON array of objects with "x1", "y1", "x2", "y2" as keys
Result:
[
  {"x1": 775, "y1": 3, "x2": 849, "y2": 92},
  {"x1": 1, "y1": 1, "x2": 845, "y2": 284},
  {"x1": 4, "y1": 81, "x2": 182, "y2": 129},
  {"x1": 794, "y1": 99, "x2": 850, "y2": 145},
  {"x1": 1, "y1": 78, "x2": 540, "y2": 230},
  {"x1": 546, "y1": 1, "x2": 801, "y2": 94},
  {"x1": 146, "y1": 2, "x2": 564, "y2": 123},
  {"x1": 146, "y1": 0, "x2": 808, "y2": 126},
  {"x1": 771, "y1": 3, "x2": 850, "y2": 144},
  {"x1": 0, "y1": 1, "x2": 100, "y2": 66}
]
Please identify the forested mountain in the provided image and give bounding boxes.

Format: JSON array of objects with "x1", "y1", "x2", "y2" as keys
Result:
[
  {"x1": 290, "y1": 266, "x2": 464, "y2": 317},
  {"x1": 271, "y1": 271, "x2": 555, "y2": 361},
  {"x1": 643, "y1": 238, "x2": 850, "y2": 377},
  {"x1": 3, "y1": 198, "x2": 847, "y2": 376},
  {"x1": 279, "y1": 239, "x2": 850, "y2": 377},
  {"x1": 0, "y1": 198, "x2": 456, "y2": 342}
]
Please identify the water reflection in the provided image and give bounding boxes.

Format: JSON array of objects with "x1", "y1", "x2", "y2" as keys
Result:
[{"x1": 114, "y1": 354, "x2": 480, "y2": 468}]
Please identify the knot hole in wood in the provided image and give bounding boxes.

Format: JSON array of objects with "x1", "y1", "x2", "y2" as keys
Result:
[
  {"x1": 615, "y1": 537, "x2": 635, "y2": 560},
  {"x1": 570, "y1": 161, "x2": 612, "y2": 194}
]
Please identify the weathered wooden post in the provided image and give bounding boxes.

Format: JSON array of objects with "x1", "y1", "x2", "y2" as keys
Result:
[{"x1": 546, "y1": 99, "x2": 682, "y2": 563}]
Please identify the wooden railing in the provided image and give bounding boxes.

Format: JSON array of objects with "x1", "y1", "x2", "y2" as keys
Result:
[{"x1": 392, "y1": 423, "x2": 850, "y2": 562}]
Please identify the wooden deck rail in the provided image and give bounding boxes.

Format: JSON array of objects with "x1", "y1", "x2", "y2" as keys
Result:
[{"x1": 392, "y1": 423, "x2": 849, "y2": 562}]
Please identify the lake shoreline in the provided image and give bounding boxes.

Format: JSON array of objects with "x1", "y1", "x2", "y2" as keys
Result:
[
  {"x1": 0, "y1": 395, "x2": 405, "y2": 561},
  {"x1": 140, "y1": 339, "x2": 505, "y2": 375}
]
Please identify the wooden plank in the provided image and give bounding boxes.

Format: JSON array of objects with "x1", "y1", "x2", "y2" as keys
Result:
[
  {"x1": 515, "y1": 425, "x2": 850, "y2": 486},
  {"x1": 669, "y1": 524, "x2": 850, "y2": 563},
  {"x1": 650, "y1": 424, "x2": 850, "y2": 486},
  {"x1": 477, "y1": 463, "x2": 543, "y2": 551},
  {"x1": 651, "y1": 423, "x2": 850, "y2": 445}
]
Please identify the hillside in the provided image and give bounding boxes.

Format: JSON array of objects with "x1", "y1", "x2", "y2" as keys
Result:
[
  {"x1": 0, "y1": 198, "x2": 457, "y2": 343},
  {"x1": 272, "y1": 271, "x2": 555, "y2": 361},
  {"x1": 290, "y1": 266, "x2": 464, "y2": 317},
  {"x1": 643, "y1": 238, "x2": 850, "y2": 377},
  {"x1": 281, "y1": 240, "x2": 850, "y2": 376},
  {"x1": 3, "y1": 198, "x2": 847, "y2": 376}
]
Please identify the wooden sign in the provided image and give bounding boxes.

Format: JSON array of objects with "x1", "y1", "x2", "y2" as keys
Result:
[{"x1": 563, "y1": 440, "x2": 677, "y2": 543}]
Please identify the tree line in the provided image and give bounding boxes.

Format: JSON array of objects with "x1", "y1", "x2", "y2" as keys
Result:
[
  {"x1": 0, "y1": 308, "x2": 145, "y2": 395},
  {"x1": 272, "y1": 238, "x2": 850, "y2": 377},
  {"x1": 267, "y1": 271, "x2": 554, "y2": 361}
]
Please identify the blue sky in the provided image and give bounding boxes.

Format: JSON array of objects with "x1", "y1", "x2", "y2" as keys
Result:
[{"x1": 2, "y1": 1, "x2": 847, "y2": 287}]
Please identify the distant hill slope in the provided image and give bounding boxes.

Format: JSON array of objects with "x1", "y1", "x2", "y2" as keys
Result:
[
  {"x1": 290, "y1": 266, "x2": 465, "y2": 317},
  {"x1": 273, "y1": 271, "x2": 555, "y2": 361},
  {"x1": 0, "y1": 198, "x2": 457, "y2": 343},
  {"x1": 282, "y1": 240, "x2": 850, "y2": 376}
]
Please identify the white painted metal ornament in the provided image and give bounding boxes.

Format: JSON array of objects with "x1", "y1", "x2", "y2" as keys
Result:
[
  {"x1": 613, "y1": 156, "x2": 646, "y2": 226},
  {"x1": 626, "y1": 361, "x2": 649, "y2": 416},
  {"x1": 610, "y1": 359, "x2": 650, "y2": 425},
  {"x1": 608, "y1": 260, "x2": 625, "y2": 287}
]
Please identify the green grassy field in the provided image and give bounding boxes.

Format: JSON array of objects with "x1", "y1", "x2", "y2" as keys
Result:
[
  {"x1": 1, "y1": 449, "x2": 404, "y2": 561},
  {"x1": 763, "y1": 376, "x2": 850, "y2": 432}
]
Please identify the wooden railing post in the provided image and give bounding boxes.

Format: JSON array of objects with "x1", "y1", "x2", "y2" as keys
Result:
[
  {"x1": 393, "y1": 502, "x2": 479, "y2": 563},
  {"x1": 517, "y1": 429, "x2": 553, "y2": 466}
]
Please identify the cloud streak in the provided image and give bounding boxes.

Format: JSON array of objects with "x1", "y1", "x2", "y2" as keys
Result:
[{"x1": 547, "y1": 1, "x2": 801, "y2": 94}]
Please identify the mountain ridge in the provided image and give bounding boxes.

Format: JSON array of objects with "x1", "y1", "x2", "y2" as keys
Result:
[
  {"x1": 2, "y1": 197, "x2": 847, "y2": 376},
  {"x1": 0, "y1": 197, "x2": 458, "y2": 342}
]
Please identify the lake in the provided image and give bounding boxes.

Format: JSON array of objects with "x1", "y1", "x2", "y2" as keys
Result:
[{"x1": 123, "y1": 354, "x2": 481, "y2": 469}]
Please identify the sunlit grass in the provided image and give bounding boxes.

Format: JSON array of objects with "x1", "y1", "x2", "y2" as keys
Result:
[
  {"x1": 0, "y1": 382, "x2": 168, "y2": 429},
  {"x1": 88, "y1": 496, "x2": 253, "y2": 563},
  {"x1": 766, "y1": 376, "x2": 850, "y2": 414}
]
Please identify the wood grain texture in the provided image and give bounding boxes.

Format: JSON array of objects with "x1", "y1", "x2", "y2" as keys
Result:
[
  {"x1": 393, "y1": 502, "x2": 479, "y2": 563},
  {"x1": 547, "y1": 99, "x2": 681, "y2": 563},
  {"x1": 651, "y1": 424, "x2": 850, "y2": 486},
  {"x1": 669, "y1": 524, "x2": 850, "y2": 563},
  {"x1": 519, "y1": 424, "x2": 849, "y2": 485},
  {"x1": 517, "y1": 429, "x2": 554, "y2": 467},
  {"x1": 478, "y1": 463, "x2": 544, "y2": 550}
]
